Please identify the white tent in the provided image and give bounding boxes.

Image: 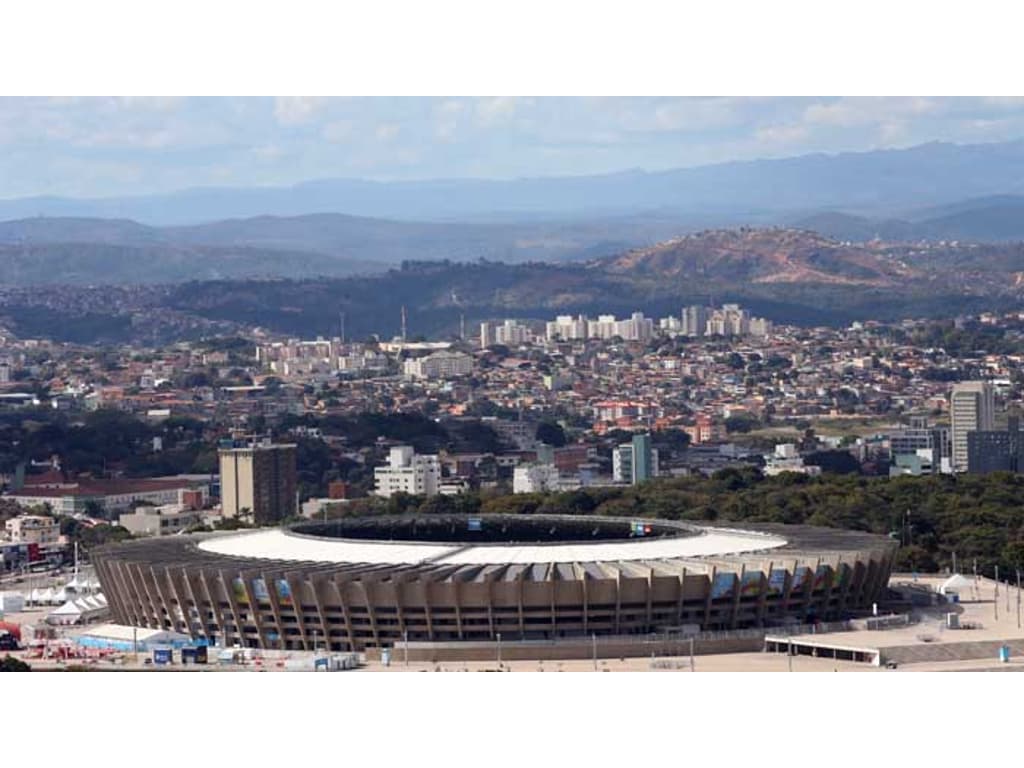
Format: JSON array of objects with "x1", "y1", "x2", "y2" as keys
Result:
[
  {"x1": 65, "y1": 576, "x2": 102, "y2": 594},
  {"x1": 46, "y1": 593, "x2": 108, "y2": 626},
  {"x1": 939, "y1": 574, "x2": 972, "y2": 595},
  {"x1": 29, "y1": 587, "x2": 58, "y2": 605}
]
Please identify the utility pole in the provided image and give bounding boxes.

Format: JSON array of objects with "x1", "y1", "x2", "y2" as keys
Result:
[
  {"x1": 952, "y1": 551, "x2": 957, "y2": 575},
  {"x1": 1017, "y1": 570, "x2": 1021, "y2": 630},
  {"x1": 995, "y1": 566, "x2": 1000, "y2": 621},
  {"x1": 787, "y1": 638, "x2": 793, "y2": 672},
  {"x1": 689, "y1": 637, "x2": 695, "y2": 672},
  {"x1": 592, "y1": 632, "x2": 597, "y2": 671},
  {"x1": 404, "y1": 630, "x2": 409, "y2": 667}
]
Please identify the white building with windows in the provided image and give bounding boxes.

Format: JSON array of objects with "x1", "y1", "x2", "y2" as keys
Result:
[
  {"x1": 545, "y1": 314, "x2": 589, "y2": 341},
  {"x1": 374, "y1": 446, "x2": 441, "y2": 498},
  {"x1": 513, "y1": 463, "x2": 562, "y2": 494},
  {"x1": 480, "y1": 319, "x2": 533, "y2": 348},
  {"x1": 4, "y1": 514, "x2": 61, "y2": 546},
  {"x1": 403, "y1": 351, "x2": 473, "y2": 380}
]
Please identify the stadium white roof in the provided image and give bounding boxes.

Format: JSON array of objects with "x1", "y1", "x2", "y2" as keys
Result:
[{"x1": 198, "y1": 526, "x2": 788, "y2": 566}]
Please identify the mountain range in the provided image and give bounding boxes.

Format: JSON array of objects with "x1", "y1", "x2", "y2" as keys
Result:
[
  {"x1": 5, "y1": 193, "x2": 1024, "y2": 286},
  {"x1": 4, "y1": 139, "x2": 1024, "y2": 226}
]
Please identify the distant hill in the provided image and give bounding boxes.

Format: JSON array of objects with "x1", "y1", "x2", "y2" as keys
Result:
[
  {"x1": 5, "y1": 139, "x2": 1024, "y2": 225},
  {"x1": 786, "y1": 212, "x2": 919, "y2": 242},
  {"x1": 599, "y1": 228, "x2": 917, "y2": 286},
  {"x1": 917, "y1": 201, "x2": 1024, "y2": 242},
  {"x1": 8, "y1": 227, "x2": 1024, "y2": 344},
  {"x1": 0, "y1": 241, "x2": 382, "y2": 285},
  {"x1": 0, "y1": 216, "x2": 160, "y2": 245},
  {"x1": 791, "y1": 196, "x2": 1024, "y2": 244},
  {"x1": 0, "y1": 211, "x2": 753, "y2": 284}
]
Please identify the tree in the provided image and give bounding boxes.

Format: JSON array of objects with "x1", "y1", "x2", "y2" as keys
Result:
[
  {"x1": 0, "y1": 656, "x2": 31, "y2": 672},
  {"x1": 804, "y1": 450, "x2": 862, "y2": 475},
  {"x1": 535, "y1": 421, "x2": 567, "y2": 448},
  {"x1": 724, "y1": 413, "x2": 759, "y2": 433}
]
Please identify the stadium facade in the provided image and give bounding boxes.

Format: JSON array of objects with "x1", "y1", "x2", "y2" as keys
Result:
[{"x1": 93, "y1": 515, "x2": 898, "y2": 652}]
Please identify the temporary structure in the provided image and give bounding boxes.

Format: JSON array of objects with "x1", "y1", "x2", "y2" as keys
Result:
[
  {"x1": 939, "y1": 574, "x2": 972, "y2": 596},
  {"x1": 46, "y1": 593, "x2": 108, "y2": 626},
  {"x1": 75, "y1": 623, "x2": 191, "y2": 652}
]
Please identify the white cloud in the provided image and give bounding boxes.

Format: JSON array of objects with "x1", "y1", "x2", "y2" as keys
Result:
[
  {"x1": 375, "y1": 122, "x2": 400, "y2": 142},
  {"x1": 113, "y1": 96, "x2": 185, "y2": 112},
  {"x1": 273, "y1": 96, "x2": 327, "y2": 125},
  {"x1": 754, "y1": 123, "x2": 810, "y2": 145},
  {"x1": 475, "y1": 96, "x2": 523, "y2": 125},
  {"x1": 322, "y1": 120, "x2": 354, "y2": 143},
  {"x1": 803, "y1": 97, "x2": 940, "y2": 127}
]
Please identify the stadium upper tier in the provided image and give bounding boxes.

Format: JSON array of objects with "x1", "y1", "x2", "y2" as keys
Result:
[{"x1": 198, "y1": 518, "x2": 788, "y2": 565}]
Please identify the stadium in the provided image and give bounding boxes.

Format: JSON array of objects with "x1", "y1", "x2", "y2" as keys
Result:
[{"x1": 93, "y1": 515, "x2": 898, "y2": 653}]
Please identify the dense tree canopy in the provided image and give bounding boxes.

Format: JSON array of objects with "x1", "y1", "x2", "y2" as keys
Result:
[{"x1": 328, "y1": 469, "x2": 1024, "y2": 576}]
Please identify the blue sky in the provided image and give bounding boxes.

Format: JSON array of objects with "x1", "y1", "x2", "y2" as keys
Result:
[{"x1": 3, "y1": 97, "x2": 1024, "y2": 198}]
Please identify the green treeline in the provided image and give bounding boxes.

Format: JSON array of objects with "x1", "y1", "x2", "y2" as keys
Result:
[{"x1": 334, "y1": 468, "x2": 1024, "y2": 576}]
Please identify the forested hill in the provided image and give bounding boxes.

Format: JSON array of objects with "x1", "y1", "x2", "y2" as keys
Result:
[{"x1": 7, "y1": 228, "x2": 1024, "y2": 343}]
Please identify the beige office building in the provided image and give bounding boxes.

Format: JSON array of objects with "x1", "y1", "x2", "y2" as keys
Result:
[
  {"x1": 219, "y1": 442, "x2": 298, "y2": 524},
  {"x1": 950, "y1": 381, "x2": 995, "y2": 472}
]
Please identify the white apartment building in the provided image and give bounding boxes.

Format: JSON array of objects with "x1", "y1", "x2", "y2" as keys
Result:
[
  {"x1": 4, "y1": 514, "x2": 61, "y2": 546},
  {"x1": 374, "y1": 446, "x2": 441, "y2": 498},
  {"x1": 118, "y1": 504, "x2": 202, "y2": 537},
  {"x1": 480, "y1": 319, "x2": 533, "y2": 348},
  {"x1": 762, "y1": 443, "x2": 822, "y2": 477},
  {"x1": 403, "y1": 351, "x2": 473, "y2": 380},
  {"x1": 513, "y1": 463, "x2": 562, "y2": 494},
  {"x1": 584, "y1": 312, "x2": 654, "y2": 342},
  {"x1": 546, "y1": 314, "x2": 589, "y2": 341},
  {"x1": 587, "y1": 315, "x2": 620, "y2": 340}
]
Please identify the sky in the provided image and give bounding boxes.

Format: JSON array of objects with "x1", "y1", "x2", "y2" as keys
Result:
[{"x1": 3, "y1": 96, "x2": 1024, "y2": 199}]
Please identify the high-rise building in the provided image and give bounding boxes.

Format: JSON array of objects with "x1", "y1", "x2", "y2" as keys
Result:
[
  {"x1": 480, "y1": 319, "x2": 532, "y2": 348},
  {"x1": 545, "y1": 314, "x2": 589, "y2": 341},
  {"x1": 967, "y1": 416, "x2": 1024, "y2": 474},
  {"x1": 613, "y1": 433, "x2": 659, "y2": 485},
  {"x1": 219, "y1": 440, "x2": 298, "y2": 524},
  {"x1": 950, "y1": 381, "x2": 995, "y2": 472},
  {"x1": 681, "y1": 305, "x2": 708, "y2": 337},
  {"x1": 374, "y1": 446, "x2": 441, "y2": 498}
]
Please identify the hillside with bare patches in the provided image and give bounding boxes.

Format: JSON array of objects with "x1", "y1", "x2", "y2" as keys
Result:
[{"x1": 598, "y1": 228, "x2": 919, "y2": 286}]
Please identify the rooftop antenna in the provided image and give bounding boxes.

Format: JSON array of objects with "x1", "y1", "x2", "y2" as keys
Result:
[{"x1": 401, "y1": 306, "x2": 408, "y2": 342}]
